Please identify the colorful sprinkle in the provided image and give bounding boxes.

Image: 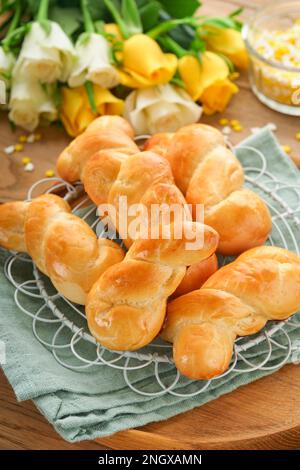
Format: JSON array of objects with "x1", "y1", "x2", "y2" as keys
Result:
[
  {"x1": 14, "y1": 143, "x2": 24, "y2": 152},
  {"x1": 34, "y1": 133, "x2": 42, "y2": 141},
  {"x1": 295, "y1": 132, "x2": 300, "y2": 141},
  {"x1": 281, "y1": 145, "x2": 292, "y2": 154},
  {"x1": 4, "y1": 145, "x2": 15, "y2": 155},
  {"x1": 222, "y1": 126, "x2": 232, "y2": 136},
  {"x1": 27, "y1": 134, "x2": 35, "y2": 143},
  {"x1": 45, "y1": 169, "x2": 55, "y2": 178},
  {"x1": 22, "y1": 157, "x2": 31, "y2": 165},
  {"x1": 232, "y1": 124, "x2": 243, "y2": 132},
  {"x1": 19, "y1": 135, "x2": 28, "y2": 143},
  {"x1": 230, "y1": 119, "x2": 240, "y2": 127},
  {"x1": 24, "y1": 162, "x2": 34, "y2": 172},
  {"x1": 219, "y1": 118, "x2": 229, "y2": 126}
]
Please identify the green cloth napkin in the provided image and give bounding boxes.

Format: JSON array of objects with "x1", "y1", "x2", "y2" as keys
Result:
[{"x1": 1, "y1": 128, "x2": 300, "y2": 443}]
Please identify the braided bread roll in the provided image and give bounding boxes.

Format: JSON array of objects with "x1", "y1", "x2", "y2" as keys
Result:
[
  {"x1": 162, "y1": 246, "x2": 300, "y2": 380},
  {"x1": 58, "y1": 114, "x2": 219, "y2": 291},
  {"x1": 86, "y1": 221, "x2": 219, "y2": 350},
  {"x1": 146, "y1": 125, "x2": 272, "y2": 255},
  {"x1": 108, "y1": 151, "x2": 183, "y2": 245},
  {"x1": 57, "y1": 116, "x2": 139, "y2": 182},
  {"x1": 0, "y1": 194, "x2": 124, "y2": 304},
  {"x1": 85, "y1": 150, "x2": 219, "y2": 287}
]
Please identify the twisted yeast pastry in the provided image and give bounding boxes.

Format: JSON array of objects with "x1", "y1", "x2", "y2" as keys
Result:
[
  {"x1": 146, "y1": 125, "x2": 272, "y2": 255},
  {"x1": 57, "y1": 116, "x2": 219, "y2": 292},
  {"x1": 107, "y1": 151, "x2": 187, "y2": 245},
  {"x1": 57, "y1": 116, "x2": 139, "y2": 183},
  {"x1": 0, "y1": 194, "x2": 124, "y2": 304},
  {"x1": 86, "y1": 221, "x2": 219, "y2": 350},
  {"x1": 84, "y1": 150, "x2": 219, "y2": 288},
  {"x1": 162, "y1": 246, "x2": 300, "y2": 380}
]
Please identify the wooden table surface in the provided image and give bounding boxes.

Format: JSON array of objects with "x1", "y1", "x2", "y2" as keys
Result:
[{"x1": 1, "y1": 0, "x2": 300, "y2": 451}]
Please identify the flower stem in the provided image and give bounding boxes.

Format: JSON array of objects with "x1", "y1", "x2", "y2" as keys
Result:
[
  {"x1": 81, "y1": 0, "x2": 95, "y2": 33},
  {"x1": 85, "y1": 81, "x2": 97, "y2": 114},
  {"x1": 147, "y1": 18, "x2": 197, "y2": 39},
  {"x1": 6, "y1": 0, "x2": 22, "y2": 37},
  {"x1": 37, "y1": 0, "x2": 50, "y2": 22},
  {"x1": 1, "y1": 0, "x2": 25, "y2": 50},
  {"x1": 104, "y1": 0, "x2": 130, "y2": 39},
  {"x1": 158, "y1": 36, "x2": 189, "y2": 58},
  {"x1": 121, "y1": 0, "x2": 142, "y2": 35}
]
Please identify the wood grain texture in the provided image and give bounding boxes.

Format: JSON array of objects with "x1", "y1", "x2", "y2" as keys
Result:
[
  {"x1": 99, "y1": 364, "x2": 300, "y2": 450},
  {"x1": 1, "y1": 363, "x2": 300, "y2": 450},
  {"x1": 0, "y1": 0, "x2": 300, "y2": 451},
  {"x1": 0, "y1": 114, "x2": 70, "y2": 202}
]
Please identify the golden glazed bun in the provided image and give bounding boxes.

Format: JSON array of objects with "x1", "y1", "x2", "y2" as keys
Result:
[
  {"x1": 57, "y1": 116, "x2": 139, "y2": 182},
  {"x1": 57, "y1": 116, "x2": 219, "y2": 298},
  {"x1": 162, "y1": 246, "x2": 300, "y2": 380},
  {"x1": 82, "y1": 150, "x2": 220, "y2": 297},
  {"x1": 0, "y1": 200, "x2": 28, "y2": 252},
  {"x1": 0, "y1": 194, "x2": 124, "y2": 304},
  {"x1": 146, "y1": 125, "x2": 272, "y2": 255},
  {"x1": 86, "y1": 221, "x2": 219, "y2": 351}
]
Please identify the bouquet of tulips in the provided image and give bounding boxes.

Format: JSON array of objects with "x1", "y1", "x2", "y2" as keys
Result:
[{"x1": 0, "y1": 0, "x2": 248, "y2": 136}]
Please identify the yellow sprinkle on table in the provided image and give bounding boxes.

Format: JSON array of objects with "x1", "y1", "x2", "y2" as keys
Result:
[
  {"x1": 34, "y1": 133, "x2": 42, "y2": 141},
  {"x1": 14, "y1": 144, "x2": 24, "y2": 152},
  {"x1": 232, "y1": 124, "x2": 243, "y2": 132},
  {"x1": 219, "y1": 118, "x2": 229, "y2": 126},
  {"x1": 230, "y1": 119, "x2": 240, "y2": 127},
  {"x1": 282, "y1": 145, "x2": 292, "y2": 154},
  {"x1": 19, "y1": 135, "x2": 28, "y2": 143},
  {"x1": 45, "y1": 170, "x2": 55, "y2": 178},
  {"x1": 22, "y1": 157, "x2": 31, "y2": 165},
  {"x1": 295, "y1": 133, "x2": 300, "y2": 141}
]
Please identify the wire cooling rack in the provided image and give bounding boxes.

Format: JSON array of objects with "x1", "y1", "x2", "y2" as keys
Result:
[{"x1": 3, "y1": 141, "x2": 300, "y2": 397}]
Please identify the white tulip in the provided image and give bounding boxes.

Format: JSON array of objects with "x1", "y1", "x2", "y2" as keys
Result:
[
  {"x1": 124, "y1": 84, "x2": 202, "y2": 135},
  {"x1": 9, "y1": 74, "x2": 57, "y2": 131},
  {"x1": 14, "y1": 21, "x2": 76, "y2": 84},
  {"x1": 69, "y1": 33, "x2": 119, "y2": 89}
]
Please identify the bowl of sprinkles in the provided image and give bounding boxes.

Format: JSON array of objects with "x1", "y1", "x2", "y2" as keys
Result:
[{"x1": 243, "y1": 0, "x2": 300, "y2": 115}]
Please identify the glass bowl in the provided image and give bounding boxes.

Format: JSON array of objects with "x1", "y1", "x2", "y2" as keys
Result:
[{"x1": 243, "y1": 0, "x2": 300, "y2": 116}]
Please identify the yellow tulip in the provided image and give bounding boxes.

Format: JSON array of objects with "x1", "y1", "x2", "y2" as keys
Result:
[
  {"x1": 178, "y1": 52, "x2": 238, "y2": 115},
  {"x1": 204, "y1": 27, "x2": 249, "y2": 70},
  {"x1": 104, "y1": 23, "x2": 123, "y2": 43},
  {"x1": 118, "y1": 34, "x2": 177, "y2": 88},
  {"x1": 200, "y1": 79, "x2": 238, "y2": 115},
  {"x1": 60, "y1": 85, "x2": 124, "y2": 137}
]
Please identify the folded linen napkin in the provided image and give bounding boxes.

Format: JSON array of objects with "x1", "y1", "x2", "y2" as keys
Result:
[{"x1": 1, "y1": 128, "x2": 300, "y2": 443}]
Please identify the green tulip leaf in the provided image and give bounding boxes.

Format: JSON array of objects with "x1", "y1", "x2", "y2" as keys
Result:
[
  {"x1": 159, "y1": 0, "x2": 201, "y2": 19},
  {"x1": 51, "y1": 6, "x2": 84, "y2": 36}
]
